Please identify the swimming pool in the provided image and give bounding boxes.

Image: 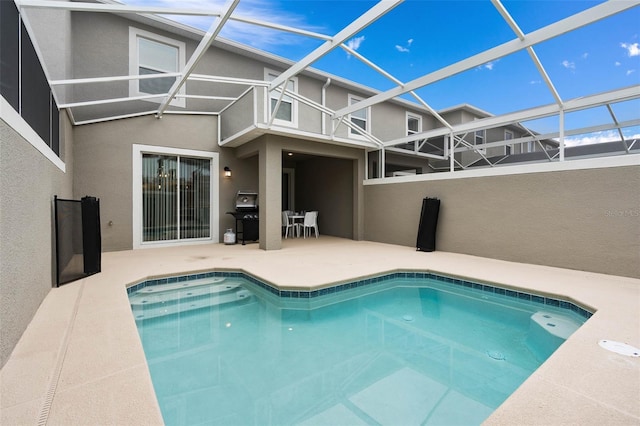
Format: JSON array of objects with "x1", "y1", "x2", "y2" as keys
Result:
[{"x1": 128, "y1": 272, "x2": 590, "y2": 425}]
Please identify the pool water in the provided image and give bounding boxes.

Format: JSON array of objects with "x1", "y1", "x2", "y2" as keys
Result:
[{"x1": 130, "y1": 275, "x2": 586, "y2": 426}]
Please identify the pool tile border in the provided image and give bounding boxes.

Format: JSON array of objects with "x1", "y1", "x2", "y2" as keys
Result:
[{"x1": 127, "y1": 270, "x2": 593, "y2": 319}]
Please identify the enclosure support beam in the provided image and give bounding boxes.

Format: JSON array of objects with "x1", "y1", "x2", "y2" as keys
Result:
[
  {"x1": 334, "y1": 0, "x2": 638, "y2": 119},
  {"x1": 491, "y1": 0, "x2": 563, "y2": 106},
  {"x1": 269, "y1": 0, "x2": 403, "y2": 91},
  {"x1": 157, "y1": 0, "x2": 240, "y2": 117},
  {"x1": 606, "y1": 104, "x2": 629, "y2": 154}
]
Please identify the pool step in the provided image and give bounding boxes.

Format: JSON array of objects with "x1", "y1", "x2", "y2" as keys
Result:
[
  {"x1": 130, "y1": 280, "x2": 254, "y2": 320},
  {"x1": 133, "y1": 276, "x2": 227, "y2": 295},
  {"x1": 526, "y1": 311, "x2": 582, "y2": 360},
  {"x1": 530, "y1": 311, "x2": 581, "y2": 340},
  {"x1": 129, "y1": 280, "x2": 239, "y2": 306}
]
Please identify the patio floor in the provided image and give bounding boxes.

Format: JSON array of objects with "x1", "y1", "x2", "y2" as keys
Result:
[{"x1": 1, "y1": 236, "x2": 639, "y2": 425}]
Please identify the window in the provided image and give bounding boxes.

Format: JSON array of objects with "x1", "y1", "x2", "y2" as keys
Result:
[
  {"x1": 133, "y1": 145, "x2": 218, "y2": 248},
  {"x1": 265, "y1": 69, "x2": 297, "y2": 127},
  {"x1": 407, "y1": 114, "x2": 421, "y2": 135},
  {"x1": 129, "y1": 28, "x2": 185, "y2": 107},
  {"x1": 475, "y1": 129, "x2": 485, "y2": 154},
  {"x1": 349, "y1": 94, "x2": 369, "y2": 138},
  {"x1": 505, "y1": 130, "x2": 514, "y2": 155},
  {"x1": 405, "y1": 113, "x2": 422, "y2": 150}
]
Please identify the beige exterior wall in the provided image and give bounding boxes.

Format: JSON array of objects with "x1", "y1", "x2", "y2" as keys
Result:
[
  {"x1": 72, "y1": 114, "x2": 230, "y2": 251},
  {"x1": 72, "y1": 110, "x2": 364, "y2": 252},
  {"x1": 297, "y1": 74, "x2": 323, "y2": 134},
  {"x1": 220, "y1": 89, "x2": 256, "y2": 140},
  {"x1": 364, "y1": 164, "x2": 640, "y2": 279},
  {"x1": 258, "y1": 138, "x2": 283, "y2": 250},
  {"x1": 0, "y1": 112, "x2": 74, "y2": 368}
]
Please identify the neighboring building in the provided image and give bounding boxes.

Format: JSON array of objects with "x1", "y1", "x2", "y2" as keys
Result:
[{"x1": 384, "y1": 104, "x2": 559, "y2": 175}]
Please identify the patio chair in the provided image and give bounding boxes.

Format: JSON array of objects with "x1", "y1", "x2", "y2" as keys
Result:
[
  {"x1": 282, "y1": 211, "x2": 295, "y2": 238},
  {"x1": 302, "y1": 211, "x2": 319, "y2": 238}
]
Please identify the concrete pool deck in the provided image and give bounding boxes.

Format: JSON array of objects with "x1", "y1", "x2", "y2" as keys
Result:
[{"x1": 1, "y1": 236, "x2": 639, "y2": 425}]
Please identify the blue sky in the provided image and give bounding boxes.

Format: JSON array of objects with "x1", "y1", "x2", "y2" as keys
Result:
[{"x1": 124, "y1": 0, "x2": 639, "y2": 144}]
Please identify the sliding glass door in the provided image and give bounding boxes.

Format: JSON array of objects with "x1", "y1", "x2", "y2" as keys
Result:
[
  {"x1": 142, "y1": 154, "x2": 178, "y2": 242},
  {"x1": 179, "y1": 157, "x2": 211, "y2": 239},
  {"x1": 134, "y1": 145, "x2": 218, "y2": 248}
]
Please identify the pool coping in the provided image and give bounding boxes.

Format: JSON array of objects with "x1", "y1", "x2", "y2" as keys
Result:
[
  {"x1": 127, "y1": 269, "x2": 594, "y2": 320},
  {"x1": 1, "y1": 238, "x2": 638, "y2": 425}
]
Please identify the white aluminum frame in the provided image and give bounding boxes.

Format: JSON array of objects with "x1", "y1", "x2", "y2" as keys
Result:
[
  {"x1": 347, "y1": 94, "x2": 370, "y2": 141},
  {"x1": 264, "y1": 68, "x2": 299, "y2": 128},
  {"x1": 13, "y1": 0, "x2": 640, "y2": 178}
]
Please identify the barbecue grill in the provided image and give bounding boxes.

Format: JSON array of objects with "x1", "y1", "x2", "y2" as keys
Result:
[{"x1": 226, "y1": 191, "x2": 259, "y2": 245}]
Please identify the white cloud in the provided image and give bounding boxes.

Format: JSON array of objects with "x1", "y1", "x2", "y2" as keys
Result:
[
  {"x1": 621, "y1": 42, "x2": 640, "y2": 57},
  {"x1": 565, "y1": 130, "x2": 640, "y2": 147},
  {"x1": 346, "y1": 35, "x2": 365, "y2": 51},
  {"x1": 615, "y1": 61, "x2": 622, "y2": 66},
  {"x1": 562, "y1": 60, "x2": 575, "y2": 70},
  {"x1": 581, "y1": 52, "x2": 589, "y2": 59},
  {"x1": 529, "y1": 80, "x2": 541, "y2": 85},
  {"x1": 121, "y1": 0, "x2": 327, "y2": 50},
  {"x1": 627, "y1": 69, "x2": 636, "y2": 76},
  {"x1": 395, "y1": 38, "x2": 413, "y2": 53},
  {"x1": 477, "y1": 60, "x2": 497, "y2": 71}
]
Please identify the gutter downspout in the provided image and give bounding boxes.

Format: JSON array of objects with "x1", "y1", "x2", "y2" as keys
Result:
[{"x1": 321, "y1": 78, "x2": 331, "y2": 135}]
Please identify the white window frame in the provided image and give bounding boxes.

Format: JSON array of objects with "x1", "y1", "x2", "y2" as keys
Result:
[
  {"x1": 129, "y1": 27, "x2": 186, "y2": 108},
  {"x1": 406, "y1": 112, "x2": 422, "y2": 150},
  {"x1": 132, "y1": 144, "x2": 219, "y2": 249},
  {"x1": 348, "y1": 94, "x2": 370, "y2": 140},
  {"x1": 264, "y1": 68, "x2": 298, "y2": 128},
  {"x1": 505, "y1": 130, "x2": 514, "y2": 155}
]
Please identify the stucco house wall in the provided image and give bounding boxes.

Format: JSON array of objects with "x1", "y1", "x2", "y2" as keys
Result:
[
  {"x1": 71, "y1": 114, "x2": 259, "y2": 251},
  {"x1": 0, "y1": 112, "x2": 74, "y2": 368}
]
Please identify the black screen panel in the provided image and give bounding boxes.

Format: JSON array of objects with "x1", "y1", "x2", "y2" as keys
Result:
[
  {"x1": 0, "y1": 1, "x2": 20, "y2": 110},
  {"x1": 20, "y1": 22, "x2": 51, "y2": 145},
  {"x1": 51, "y1": 96, "x2": 60, "y2": 155}
]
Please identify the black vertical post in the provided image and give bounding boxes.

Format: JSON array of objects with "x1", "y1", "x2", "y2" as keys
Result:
[
  {"x1": 416, "y1": 197, "x2": 440, "y2": 252},
  {"x1": 81, "y1": 196, "x2": 101, "y2": 274}
]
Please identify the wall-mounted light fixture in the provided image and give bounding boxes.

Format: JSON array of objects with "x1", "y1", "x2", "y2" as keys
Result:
[{"x1": 224, "y1": 166, "x2": 232, "y2": 178}]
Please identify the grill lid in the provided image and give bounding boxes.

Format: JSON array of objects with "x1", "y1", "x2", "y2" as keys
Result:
[{"x1": 235, "y1": 191, "x2": 258, "y2": 210}]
